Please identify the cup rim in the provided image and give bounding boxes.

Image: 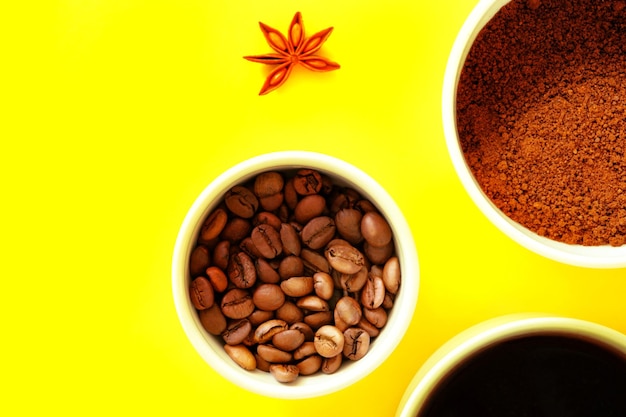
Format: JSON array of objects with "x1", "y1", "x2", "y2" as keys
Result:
[
  {"x1": 442, "y1": 0, "x2": 626, "y2": 268},
  {"x1": 395, "y1": 314, "x2": 626, "y2": 417},
  {"x1": 171, "y1": 150, "x2": 419, "y2": 399}
]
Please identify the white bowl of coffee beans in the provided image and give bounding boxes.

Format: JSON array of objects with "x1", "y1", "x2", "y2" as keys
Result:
[
  {"x1": 172, "y1": 151, "x2": 419, "y2": 398},
  {"x1": 443, "y1": 0, "x2": 626, "y2": 268}
]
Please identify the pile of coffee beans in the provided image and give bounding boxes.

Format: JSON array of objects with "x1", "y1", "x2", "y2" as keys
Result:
[{"x1": 189, "y1": 168, "x2": 401, "y2": 383}]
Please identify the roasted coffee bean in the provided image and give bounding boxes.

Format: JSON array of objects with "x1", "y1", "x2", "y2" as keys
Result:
[
  {"x1": 334, "y1": 208, "x2": 364, "y2": 244},
  {"x1": 254, "y1": 257, "x2": 281, "y2": 284},
  {"x1": 290, "y1": 322, "x2": 315, "y2": 341},
  {"x1": 224, "y1": 344, "x2": 256, "y2": 371},
  {"x1": 223, "y1": 319, "x2": 252, "y2": 345},
  {"x1": 325, "y1": 243, "x2": 365, "y2": 274},
  {"x1": 357, "y1": 316, "x2": 380, "y2": 338},
  {"x1": 252, "y1": 283, "x2": 285, "y2": 311},
  {"x1": 189, "y1": 245, "x2": 211, "y2": 277},
  {"x1": 314, "y1": 325, "x2": 345, "y2": 358},
  {"x1": 335, "y1": 296, "x2": 362, "y2": 326},
  {"x1": 297, "y1": 355, "x2": 323, "y2": 376},
  {"x1": 382, "y1": 292, "x2": 395, "y2": 310},
  {"x1": 275, "y1": 301, "x2": 304, "y2": 324},
  {"x1": 272, "y1": 329, "x2": 306, "y2": 352},
  {"x1": 382, "y1": 256, "x2": 401, "y2": 294},
  {"x1": 199, "y1": 304, "x2": 227, "y2": 335},
  {"x1": 321, "y1": 353, "x2": 342, "y2": 374},
  {"x1": 225, "y1": 185, "x2": 258, "y2": 219},
  {"x1": 220, "y1": 217, "x2": 251, "y2": 243},
  {"x1": 294, "y1": 194, "x2": 327, "y2": 224},
  {"x1": 257, "y1": 344, "x2": 293, "y2": 363},
  {"x1": 304, "y1": 311, "x2": 333, "y2": 329},
  {"x1": 280, "y1": 276, "x2": 314, "y2": 297},
  {"x1": 300, "y1": 248, "x2": 331, "y2": 274},
  {"x1": 212, "y1": 240, "x2": 230, "y2": 270},
  {"x1": 361, "y1": 211, "x2": 392, "y2": 247},
  {"x1": 254, "y1": 172, "x2": 284, "y2": 211},
  {"x1": 363, "y1": 307, "x2": 388, "y2": 328},
  {"x1": 269, "y1": 364, "x2": 299, "y2": 383},
  {"x1": 313, "y1": 271, "x2": 334, "y2": 300},
  {"x1": 255, "y1": 353, "x2": 271, "y2": 372},
  {"x1": 364, "y1": 240, "x2": 394, "y2": 265},
  {"x1": 254, "y1": 319, "x2": 289, "y2": 344},
  {"x1": 293, "y1": 341, "x2": 318, "y2": 360},
  {"x1": 248, "y1": 309, "x2": 274, "y2": 326},
  {"x1": 333, "y1": 311, "x2": 349, "y2": 332},
  {"x1": 278, "y1": 255, "x2": 304, "y2": 279},
  {"x1": 201, "y1": 208, "x2": 228, "y2": 241},
  {"x1": 253, "y1": 211, "x2": 282, "y2": 230},
  {"x1": 340, "y1": 266, "x2": 369, "y2": 293},
  {"x1": 205, "y1": 266, "x2": 228, "y2": 293},
  {"x1": 343, "y1": 328, "x2": 370, "y2": 361},
  {"x1": 283, "y1": 178, "x2": 298, "y2": 209},
  {"x1": 301, "y1": 216, "x2": 336, "y2": 250},
  {"x1": 251, "y1": 224, "x2": 283, "y2": 259},
  {"x1": 293, "y1": 169, "x2": 323, "y2": 195},
  {"x1": 190, "y1": 277, "x2": 215, "y2": 310},
  {"x1": 220, "y1": 288, "x2": 255, "y2": 319},
  {"x1": 296, "y1": 295, "x2": 329, "y2": 312},
  {"x1": 279, "y1": 223, "x2": 301, "y2": 256},
  {"x1": 361, "y1": 274, "x2": 385, "y2": 309},
  {"x1": 239, "y1": 236, "x2": 263, "y2": 259},
  {"x1": 228, "y1": 251, "x2": 256, "y2": 288}
]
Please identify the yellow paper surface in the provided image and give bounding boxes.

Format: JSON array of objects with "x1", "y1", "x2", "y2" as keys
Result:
[{"x1": 2, "y1": 1, "x2": 625, "y2": 415}]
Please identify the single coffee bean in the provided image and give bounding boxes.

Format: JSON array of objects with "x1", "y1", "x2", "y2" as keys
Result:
[
  {"x1": 220, "y1": 288, "x2": 255, "y2": 319},
  {"x1": 304, "y1": 311, "x2": 333, "y2": 329},
  {"x1": 296, "y1": 295, "x2": 330, "y2": 312},
  {"x1": 293, "y1": 169, "x2": 323, "y2": 195},
  {"x1": 333, "y1": 310, "x2": 350, "y2": 332},
  {"x1": 334, "y1": 208, "x2": 364, "y2": 244},
  {"x1": 361, "y1": 211, "x2": 392, "y2": 247},
  {"x1": 280, "y1": 276, "x2": 314, "y2": 298},
  {"x1": 189, "y1": 245, "x2": 211, "y2": 277},
  {"x1": 269, "y1": 364, "x2": 299, "y2": 383},
  {"x1": 382, "y1": 292, "x2": 395, "y2": 310},
  {"x1": 253, "y1": 211, "x2": 282, "y2": 230},
  {"x1": 339, "y1": 266, "x2": 369, "y2": 292},
  {"x1": 257, "y1": 344, "x2": 293, "y2": 363},
  {"x1": 314, "y1": 325, "x2": 345, "y2": 358},
  {"x1": 239, "y1": 236, "x2": 264, "y2": 259},
  {"x1": 297, "y1": 355, "x2": 323, "y2": 376},
  {"x1": 335, "y1": 296, "x2": 362, "y2": 326},
  {"x1": 220, "y1": 217, "x2": 252, "y2": 243},
  {"x1": 224, "y1": 344, "x2": 256, "y2": 371},
  {"x1": 254, "y1": 258, "x2": 281, "y2": 284},
  {"x1": 190, "y1": 276, "x2": 215, "y2": 310},
  {"x1": 201, "y1": 208, "x2": 228, "y2": 241},
  {"x1": 343, "y1": 328, "x2": 370, "y2": 361},
  {"x1": 278, "y1": 255, "x2": 304, "y2": 279},
  {"x1": 224, "y1": 185, "x2": 258, "y2": 219},
  {"x1": 254, "y1": 319, "x2": 289, "y2": 344},
  {"x1": 294, "y1": 194, "x2": 327, "y2": 224},
  {"x1": 211, "y1": 240, "x2": 230, "y2": 271},
  {"x1": 300, "y1": 248, "x2": 331, "y2": 274},
  {"x1": 254, "y1": 172, "x2": 284, "y2": 211},
  {"x1": 361, "y1": 274, "x2": 386, "y2": 309},
  {"x1": 248, "y1": 309, "x2": 275, "y2": 326},
  {"x1": 272, "y1": 329, "x2": 306, "y2": 352},
  {"x1": 255, "y1": 353, "x2": 271, "y2": 372},
  {"x1": 293, "y1": 341, "x2": 317, "y2": 360},
  {"x1": 222, "y1": 319, "x2": 252, "y2": 345},
  {"x1": 363, "y1": 306, "x2": 388, "y2": 328},
  {"x1": 301, "y1": 216, "x2": 336, "y2": 250},
  {"x1": 382, "y1": 256, "x2": 401, "y2": 294},
  {"x1": 325, "y1": 243, "x2": 365, "y2": 274},
  {"x1": 205, "y1": 266, "x2": 228, "y2": 292},
  {"x1": 313, "y1": 271, "x2": 334, "y2": 300},
  {"x1": 321, "y1": 353, "x2": 342, "y2": 374},
  {"x1": 251, "y1": 224, "x2": 283, "y2": 259},
  {"x1": 357, "y1": 316, "x2": 381, "y2": 338},
  {"x1": 252, "y1": 283, "x2": 285, "y2": 311},
  {"x1": 364, "y1": 240, "x2": 394, "y2": 265},
  {"x1": 228, "y1": 251, "x2": 257, "y2": 288},
  {"x1": 198, "y1": 303, "x2": 227, "y2": 335},
  {"x1": 275, "y1": 301, "x2": 304, "y2": 324},
  {"x1": 283, "y1": 178, "x2": 298, "y2": 209},
  {"x1": 279, "y1": 222, "x2": 301, "y2": 256}
]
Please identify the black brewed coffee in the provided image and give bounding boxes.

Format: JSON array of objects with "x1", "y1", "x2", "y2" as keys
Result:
[{"x1": 418, "y1": 335, "x2": 626, "y2": 417}]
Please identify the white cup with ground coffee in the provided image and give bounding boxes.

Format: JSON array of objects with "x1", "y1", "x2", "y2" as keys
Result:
[{"x1": 443, "y1": 0, "x2": 626, "y2": 267}]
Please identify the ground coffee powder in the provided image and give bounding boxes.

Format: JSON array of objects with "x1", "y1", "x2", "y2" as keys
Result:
[{"x1": 457, "y1": 0, "x2": 626, "y2": 246}]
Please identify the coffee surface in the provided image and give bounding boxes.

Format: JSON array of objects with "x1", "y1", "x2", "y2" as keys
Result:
[{"x1": 418, "y1": 335, "x2": 626, "y2": 417}]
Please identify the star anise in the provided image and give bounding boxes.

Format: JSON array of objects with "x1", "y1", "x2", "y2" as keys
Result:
[{"x1": 243, "y1": 12, "x2": 340, "y2": 95}]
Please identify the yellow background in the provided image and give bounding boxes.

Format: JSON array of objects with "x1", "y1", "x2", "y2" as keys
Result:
[{"x1": 2, "y1": 0, "x2": 625, "y2": 415}]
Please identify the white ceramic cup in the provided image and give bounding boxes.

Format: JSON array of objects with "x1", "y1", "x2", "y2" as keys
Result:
[
  {"x1": 442, "y1": 0, "x2": 626, "y2": 268},
  {"x1": 395, "y1": 314, "x2": 626, "y2": 417},
  {"x1": 172, "y1": 151, "x2": 419, "y2": 399}
]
